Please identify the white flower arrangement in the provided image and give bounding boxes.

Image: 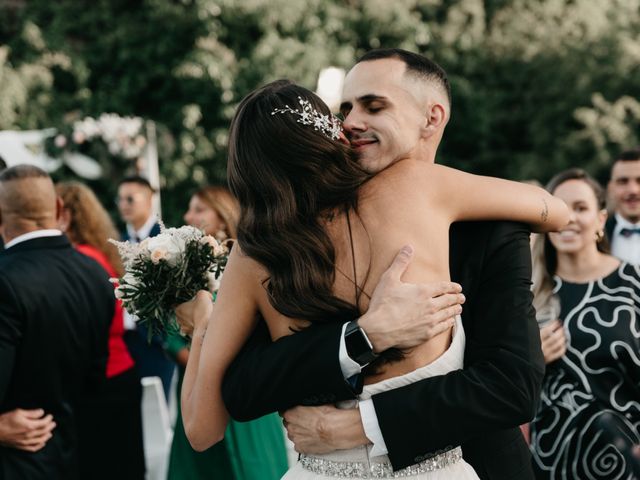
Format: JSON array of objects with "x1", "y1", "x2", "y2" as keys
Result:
[
  {"x1": 110, "y1": 224, "x2": 230, "y2": 339},
  {"x1": 73, "y1": 113, "x2": 147, "y2": 159},
  {"x1": 47, "y1": 113, "x2": 147, "y2": 164}
]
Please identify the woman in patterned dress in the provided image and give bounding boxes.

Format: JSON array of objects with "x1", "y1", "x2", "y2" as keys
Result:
[{"x1": 530, "y1": 168, "x2": 640, "y2": 479}]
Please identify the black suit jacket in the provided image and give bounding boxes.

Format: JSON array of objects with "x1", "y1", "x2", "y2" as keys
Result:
[
  {"x1": 121, "y1": 222, "x2": 161, "y2": 242},
  {"x1": 0, "y1": 235, "x2": 113, "y2": 480},
  {"x1": 605, "y1": 215, "x2": 616, "y2": 242},
  {"x1": 222, "y1": 221, "x2": 544, "y2": 480}
]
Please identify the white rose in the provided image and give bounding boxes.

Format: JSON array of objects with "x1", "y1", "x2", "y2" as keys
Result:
[
  {"x1": 148, "y1": 233, "x2": 185, "y2": 266},
  {"x1": 139, "y1": 238, "x2": 150, "y2": 251}
]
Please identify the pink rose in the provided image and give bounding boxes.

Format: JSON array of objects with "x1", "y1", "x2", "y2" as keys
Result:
[
  {"x1": 150, "y1": 248, "x2": 168, "y2": 264},
  {"x1": 54, "y1": 135, "x2": 67, "y2": 148}
]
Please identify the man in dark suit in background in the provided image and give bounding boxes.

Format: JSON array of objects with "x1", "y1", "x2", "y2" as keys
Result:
[
  {"x1": 222, "y1": 49, "x2": 545, "y2": 479},
  {"x1": 606, "y1": 148, "x2": 640, "y2": 263},
  {"x1": 0, "y1": 165, "x2": 113, "y2": 480},
  {"x1": 116, "y1": 175, "x2": 175, "y2": 399},
  {"x1": 116, "y1": 176, "x2": 161, "y2": 243}
]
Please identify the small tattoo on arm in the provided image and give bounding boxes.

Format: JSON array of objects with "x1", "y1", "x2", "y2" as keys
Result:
[{"x1": 541, "y1": 198, "x2": 549, "y2": 223}]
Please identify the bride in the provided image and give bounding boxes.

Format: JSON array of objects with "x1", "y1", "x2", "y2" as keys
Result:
[{"x1": 175, "y1": 79, "x2": 568, "y2": 478}]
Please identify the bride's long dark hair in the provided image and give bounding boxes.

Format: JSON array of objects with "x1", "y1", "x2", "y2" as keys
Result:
[{"x1": 227, "y1": 80, "x2": 372, "y2": 324}]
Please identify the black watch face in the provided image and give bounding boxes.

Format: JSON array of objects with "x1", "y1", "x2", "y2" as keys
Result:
[{"x1": 347, "y1": 330, "x2": 373, "y2": 362}]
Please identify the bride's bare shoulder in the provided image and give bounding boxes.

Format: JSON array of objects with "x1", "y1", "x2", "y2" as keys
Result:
[{"x1": 360, "y1": 159, "x2": 440, "y2": 207}]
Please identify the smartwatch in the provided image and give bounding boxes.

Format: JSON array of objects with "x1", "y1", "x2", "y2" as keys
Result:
[{"x1": 344, "y1": 320, "x2": 378, "y2": 367}]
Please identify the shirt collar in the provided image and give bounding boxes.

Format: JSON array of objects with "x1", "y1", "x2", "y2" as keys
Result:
[
  {"x1": 126, "y1": 214, "x2": 158, "y2": 242},
  {"x1": 613, "y1": 212, "x2": 640, "y2": 235},
  {"x1": 4, "y1": 229, "x2": 63, "y2": 250}
]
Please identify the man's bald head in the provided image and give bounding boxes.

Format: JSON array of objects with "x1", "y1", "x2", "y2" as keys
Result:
[{"x1": 0, "y1": 165, "x2": 61, "y2": 243}]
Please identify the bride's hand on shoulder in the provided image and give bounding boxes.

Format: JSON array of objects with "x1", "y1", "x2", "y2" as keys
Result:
[{"x1": 175, "y1": 290, "x2": 214, "y2": 337}]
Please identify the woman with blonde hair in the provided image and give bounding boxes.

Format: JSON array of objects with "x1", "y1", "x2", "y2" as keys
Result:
[
  {"x1": 529, "y1": 168, "x2": 640, "y2": 479},
  {"x1": 166, "y1": 185, "x2": 288, "y2": 480},
  {"x1": 183, "y1": 185, "x2": 239, "y2": 239},
  {"x1": 56, "y1": 181, "x2": 145, "y2": 480}
]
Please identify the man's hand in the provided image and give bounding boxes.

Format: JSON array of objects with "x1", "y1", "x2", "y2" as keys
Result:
[
  {"x1": 358, "y1": 245, "x2": 465, "y2": 352},
  {"x1": 540, "y1": 320, "x2": 566, "y2": 364},
  {"x1": 0, "y1": 409, "x2": 56, "y2": 452},
  {"x1": 282, "y1": 405, "x2": 369, "y2": 454}
]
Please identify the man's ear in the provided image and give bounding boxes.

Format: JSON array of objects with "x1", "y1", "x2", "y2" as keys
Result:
[
  {"x1": 422, "y1": 103, "x2": 447, "y2": 137},
  {"x1": 55, "y1": 196, "x2": 64, "y2": 222}
]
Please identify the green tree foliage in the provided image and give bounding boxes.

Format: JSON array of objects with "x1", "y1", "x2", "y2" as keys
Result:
[{"x1": 1, "y1": 0, "x2": 638, "y2": 224}]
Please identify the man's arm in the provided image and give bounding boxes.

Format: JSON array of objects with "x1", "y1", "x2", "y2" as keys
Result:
[
  {"x1": 283, "y1": 223, "x2": 544, "y2": 468},
  {"x1": 372, "y1": 222, "x2": 544, "y2": 468},
  {"x1": 222, "y1": 320, "x2": 354, "y2": 421},
  {"x1": 0, "y1": 274, "x2": 21, "y2": 403},
  {"x1": 222, "y1": 247, "x2": 464, "y2": 421}
]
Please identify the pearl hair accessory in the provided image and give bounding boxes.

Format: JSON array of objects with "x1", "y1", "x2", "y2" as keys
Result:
[{"x1": 271, "y1": 96, "x2": 343, "y2": 140}]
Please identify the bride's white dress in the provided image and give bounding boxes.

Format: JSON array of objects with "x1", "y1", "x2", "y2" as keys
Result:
[{"x1": 282, "y1": 317, "x2": 479, "y2": 479}]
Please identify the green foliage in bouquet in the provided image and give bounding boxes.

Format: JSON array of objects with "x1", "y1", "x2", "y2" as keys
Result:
[{"x1": 111, "y1": 225, "x2": 229, "y2": 342}]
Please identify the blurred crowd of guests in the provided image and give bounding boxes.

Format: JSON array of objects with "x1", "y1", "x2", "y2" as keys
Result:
[
  {"x1": 0, "y1": 148, "x2": 638, "y2": 480},
  {"x1": 0, "y1": 164, "x2": 288, "y2": 480}
]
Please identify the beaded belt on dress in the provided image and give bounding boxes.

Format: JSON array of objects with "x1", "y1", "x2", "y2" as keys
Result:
[{"x1": 299, "y1": 446, "x2": 463, "y2": 478}]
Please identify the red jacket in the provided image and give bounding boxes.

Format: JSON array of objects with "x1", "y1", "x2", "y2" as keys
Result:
[{"x1": 76, "y1": 244, "x2": 135, "y2": 378}]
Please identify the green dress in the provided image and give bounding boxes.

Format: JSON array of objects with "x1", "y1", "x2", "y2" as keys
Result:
[{"x1": 166, "y1": 335, "x2": 288, "y2": 480}]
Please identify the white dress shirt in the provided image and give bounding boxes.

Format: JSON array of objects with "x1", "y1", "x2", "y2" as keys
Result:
[
  {"x1": 126, "y1": 214, "x2": 159, "y2": 243},
  {"x1": 339, "y1": 323, "x2": 388, "y2": 457},
  {"x1": 4, "y1": 229, "x2": 63, "y2": 250},
  {"x1": 610, "y1": 213, "x2": 640, "y2": 264}
]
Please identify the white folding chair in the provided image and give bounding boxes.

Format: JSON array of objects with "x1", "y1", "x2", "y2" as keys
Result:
[{"x1": 141, "y1": 376, "x2": 173, "y2": 480}]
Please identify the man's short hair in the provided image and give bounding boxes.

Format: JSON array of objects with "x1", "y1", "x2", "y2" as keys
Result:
[
  {"x1": 117, "y1": 175, "x2": 155, "y2": 193},
  {"x1": 615, "y1": 148, "x2": 640, "y2": 164},
  {"x1": 0, "y1": 164, "x2": 49, "y2": 183},
  {"x1": 356, "y1": 48, "x2": 452, "y2": 107}
]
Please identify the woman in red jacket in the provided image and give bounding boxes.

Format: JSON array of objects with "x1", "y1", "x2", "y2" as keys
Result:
[{"x1": 56, "y1": 181, "x2": 145, "y2": 480}]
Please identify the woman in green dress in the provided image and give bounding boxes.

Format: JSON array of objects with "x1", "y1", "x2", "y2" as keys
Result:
[{"x1": 167, "y1": 186, "x2": 288, "y2": 480}]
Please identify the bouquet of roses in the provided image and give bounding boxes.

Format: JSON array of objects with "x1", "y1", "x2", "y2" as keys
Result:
[{"x1": 110, "y1": 224, "x2": 230, "y2": 340}]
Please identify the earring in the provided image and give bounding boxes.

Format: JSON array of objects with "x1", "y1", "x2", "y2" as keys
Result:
[{"x1": 595, "y1": 229, "x2": 605, "y2": 242}]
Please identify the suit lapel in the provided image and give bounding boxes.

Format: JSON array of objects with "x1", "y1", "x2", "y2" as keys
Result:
[{"x1": 605, "y1": 215, "x2": 617, "y2": 241}]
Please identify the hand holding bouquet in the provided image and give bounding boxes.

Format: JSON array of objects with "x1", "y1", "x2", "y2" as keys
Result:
[{"x1": 110, "y1": 224, "x2": 230, "y2": 340}]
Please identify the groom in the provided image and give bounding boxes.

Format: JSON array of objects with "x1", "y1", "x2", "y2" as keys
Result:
[{"x1": 222, "y1": 49, "x2": 543, "y2": 479}]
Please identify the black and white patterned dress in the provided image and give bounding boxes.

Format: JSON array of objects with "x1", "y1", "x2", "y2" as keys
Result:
[{"x1": 530, "y1": 262, "x2": 640, "y2": 479}]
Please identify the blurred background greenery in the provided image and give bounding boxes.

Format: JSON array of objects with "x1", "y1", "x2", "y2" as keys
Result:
[{"x1": 1, "y1": 0, "x2": 639, "y2": 226}]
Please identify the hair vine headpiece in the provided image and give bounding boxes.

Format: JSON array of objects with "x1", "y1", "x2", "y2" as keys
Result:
[{"x1": 271, "y1": 96, "x2": 343, "y2": 140}]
